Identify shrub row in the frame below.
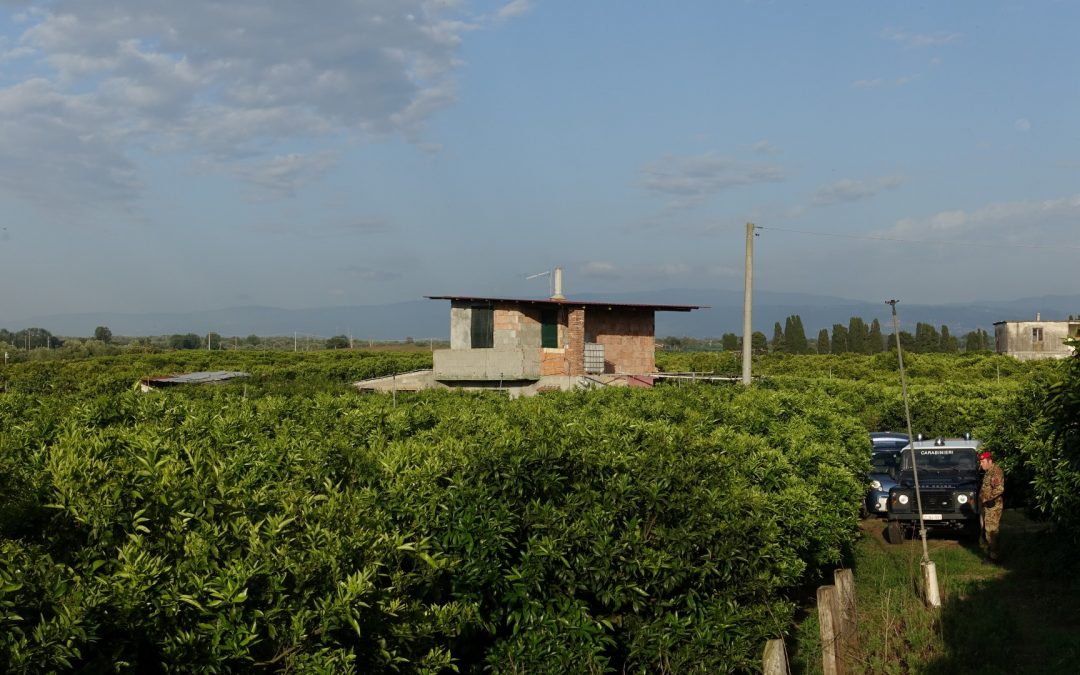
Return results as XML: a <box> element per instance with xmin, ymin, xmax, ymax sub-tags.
<box><xmin>1</xmin><ymin>378</ymin><xmax>865</xmax><ymax>672</ymax></box>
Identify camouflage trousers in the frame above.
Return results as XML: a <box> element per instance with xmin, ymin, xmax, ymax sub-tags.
<box><xmin>981</xmin><ymin>506</ymin><xmax>1003</xmax><ymax>560</ymax></box>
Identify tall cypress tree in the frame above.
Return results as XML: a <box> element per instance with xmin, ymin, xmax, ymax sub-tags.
<box><xmin>867</xmin><ymin>318</ymin><xmax>884</xmax><ymax>353</ymax></box>
<box><xmin>939</xmin><ymin>325</ymin><xmax>958</xmax><ymax>353</ymax></box>
<box><xmin>847</xmin><ymin>317</ymin><xmax>867</xmax><ymax>354</ymax></box>
<box><xmin>817</xmin><ymin>328</ymin><xmax>830</xmax><ymax>354</ymax></box>
<box><xmin>771</xmin><ymin>321</ymin><xmax>786</xmax><ymax>353</ymax></box>
<box><xmin>963</xmin><ymin>330</ymin><xmax>982</xmax><ymax>352</ymax></box>
<box><xmin>914</xmin><ymin>322</ymin><xmax>940</xmax><ymax>353</ymax></box>
<box><xmin>787</xmin><ymin>315</ymin><xmax>808</xmax><ymax>354</ymax></box>
<box><xmin>831</xmin><ymin>324</ymin><xmax>849</xmax><ymax>353</ymax></box>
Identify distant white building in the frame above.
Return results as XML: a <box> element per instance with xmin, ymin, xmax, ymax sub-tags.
<box><xmin>994</xmin><ymin>315</ymin><xmax>1080</xmax><ymax>361</ymax></box>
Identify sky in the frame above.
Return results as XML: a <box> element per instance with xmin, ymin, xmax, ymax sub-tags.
<box><xmin>2</xmin><ymin>0</ymin><xmax>1080</xmax><ymax>320</ymax></box>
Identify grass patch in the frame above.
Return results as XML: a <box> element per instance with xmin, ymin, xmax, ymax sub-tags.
<box><xmin>791</xmin><ymin>511</ymin><xmax>1080</xmax><ymax>674</ymax></box>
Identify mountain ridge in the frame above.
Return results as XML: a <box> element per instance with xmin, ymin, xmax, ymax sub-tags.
<box><xmin>7</xmin><ymin>290</ymin><xmax>1078</xmax><ymax>340</ymax></box>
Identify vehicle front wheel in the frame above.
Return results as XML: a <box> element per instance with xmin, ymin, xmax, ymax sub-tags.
<box><xmin>885</xmin><ymin>521</ymin><xmax>904</xmax><ymax>544</ymax></box>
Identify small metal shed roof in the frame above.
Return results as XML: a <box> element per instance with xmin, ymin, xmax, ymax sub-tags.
<box><xmin>141</xmin><ymin>371</ymin><xmax>250</xmax><ymax>387</ymax></box>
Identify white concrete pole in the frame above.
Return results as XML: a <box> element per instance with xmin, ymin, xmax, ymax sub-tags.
<box><xmin>741</xmin><ymin>222</ymin><xmax>755</xmax><ymax>386</ymax></box>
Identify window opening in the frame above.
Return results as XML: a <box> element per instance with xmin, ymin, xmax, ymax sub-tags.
<box><xmin>471</xmin><ymin>305</ymin><xmax>494</xmax><ymax>348</ymax></box>
<box><xmin>541</xmin><ymin>309</ymin><xmax>559</xmax><ymax>348</ymax></box>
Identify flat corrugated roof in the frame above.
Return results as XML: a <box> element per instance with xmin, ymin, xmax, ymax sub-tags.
<box><xmin>426</xmin><ymin>295</ymin><xmax>704</xmax><ymax>312</ymax></box>
<box><xmin>142</xmin><ymin>371</ymin><xmax>250</xmax><ymax>385</ymax></box>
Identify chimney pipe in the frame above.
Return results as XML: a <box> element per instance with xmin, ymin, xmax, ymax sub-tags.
<box><xmin>1036</xmin><ymin>312</ymin><xmax>1041</xmax><ymax>321</ymax></box>
<box><xmin>551</xmin><ymin>267</ymin><xmax>565</xmax><ymax>300</ymax></box>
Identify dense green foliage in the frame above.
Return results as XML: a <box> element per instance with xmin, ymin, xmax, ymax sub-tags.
<box><xmin>979</xmin><ymin>342</ymin><xmax>1080</xmax><ymax>541</ymax></box>
<box><xmin>4</xmin><ymin>348</ymin><xmax>1076</xmax><ymax>671</ymax></box>
<box><xmin>1</xmin><ymin>354</ymin><xmax>868</xmax><ymax>672</ymax></box>
<box><xmin>658</xmin><ymin>350</ymin><xmax>1080</xmax><ymax>539</ymax></box>
<box><xmin>1036</xmin><ymin>347</ymin><xmax>1080</xmax><ymax>538</ymax></box>
<box><xmin>0</xmin><ymin>350</ymin><xmax>433</xmax><ymax>398</ymax></box>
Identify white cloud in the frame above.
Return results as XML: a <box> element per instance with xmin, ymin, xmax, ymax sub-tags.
<box><xmin>641</xmin><ymin>153</ymin><xmax>785</xmax><ymax>207</ymax></box>
<box><xmin>882</xmin><ymin>195</ymin><xmax>1080</xmax><ymax>239</ymax></box>
<box><xmin>853</xmin><ymin>79</ymin><xmax>883</xmax><ymax>89</ymax></box>
<box><xmin>0</xmin><ymin>41</ymin><xmax>33</xmax><ymax>63</ymax></box>
<box><xmin>228</xmin><ymin>152</ymin><xmax>338</xmax><ymax>196</ymax></box>
<box><xmin>749</xmin><ymin>140</ymin><xmax>777</xmax><ymax>155</ymax></box>
<box><xmin>580</xmin><ymin>260</ymin><xmax>735</xmax><ymax>283</ymax></box>
<box><xmin>1015</xmin><ymin>118</ymin><xmax>1031</xmax><ymax>132</ymax></box>
<box><xmin>0</xmin><ymin>78</ymin><xmax>140</xmax><ymax>212</ymax></box>
<box><xmin>812</xmin><ymin>176</ymin><xmax>904</xmax><ymax>206</ymax></box>
<box><xmin>580</xmin><ymin>261</ymin><xmax>619</xmax><ymax>278</ymax></box>
<box><xmin>0</xmin><ymin>0</ymin><xmax>486</xmax><ymax>211</ymax></box>
<box><xmin>497</xmin><ymin>0</ymin><xmax>532</xmax><ymax>21</ymax></box>
<box><xmin>880</xmin><ymin>27</ymin><xmax>962</xmax><ymax>49</ymax></box>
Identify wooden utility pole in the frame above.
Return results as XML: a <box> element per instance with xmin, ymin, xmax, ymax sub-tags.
<box><xmin>741</xmin><ymin>222</ymin><xmax>756</xmax><ymax>386</ymax></box>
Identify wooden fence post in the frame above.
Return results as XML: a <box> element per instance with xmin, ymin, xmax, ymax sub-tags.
<box><xmin>834</xmin><ymin>567</ymin><xmax>858</xmax><ymax>662</ymax></box>
<box><xmin>817</xmin><ymin>585</ymin><xmax>842</xmax><ymax>675</ymax></box>
<box><xmin>762</xmin><ymin>638</ymin><xmax>788</xmax><ymax>675</ymax></box>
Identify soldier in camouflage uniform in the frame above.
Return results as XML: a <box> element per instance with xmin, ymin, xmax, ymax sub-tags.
<box><xmin>979</xmin><ymin>450</ymin><xmax>1005</xmax><ymax>562</ymax></box>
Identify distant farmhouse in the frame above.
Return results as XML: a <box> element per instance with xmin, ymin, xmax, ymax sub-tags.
<box><xmin>355</xmin><ymin>269</ymin><xmax>704</xmax><ymax>397</ymax></box>
<box><xmin>994</xmin><ymin>314</ymin><xmax>1080</xmax><ymax>361</ymax></box>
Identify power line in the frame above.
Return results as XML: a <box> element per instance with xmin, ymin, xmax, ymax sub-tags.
<box><xmin>756</xmin><ymin>225</ymin><xmax>1080</xmax><ymax>251</ymax></box>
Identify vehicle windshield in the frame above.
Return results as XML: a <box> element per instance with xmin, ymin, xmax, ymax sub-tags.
<box><xmin>871</xmin><ymin>436</ymin><xmax>909</xmax><ymax>451</ymax></box>
<box><xmin>901</xmin><ymin>448</ymin><xmax>978</xmax><ymax>472</ymax></box>
<box><xmin>870</xmin><ymin>451</ymin><xmax>901</xmax><ymax>472</ymax></box>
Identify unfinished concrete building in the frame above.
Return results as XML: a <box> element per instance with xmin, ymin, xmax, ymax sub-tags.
<box><xmin>355</xmin><ymin>270</ymin><xmax>703</xmax><ymax>397</ymax></box>
<box><xmin>994</xmin><ymin>314</ymin><xmax>1080</xmax><ymax>361</ymax></box>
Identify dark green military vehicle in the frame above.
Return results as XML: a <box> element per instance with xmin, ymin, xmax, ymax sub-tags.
<box><xmin>885</xmin><ymin>436</ymin><xmax>982</xmax><ymax>543</ymax></box>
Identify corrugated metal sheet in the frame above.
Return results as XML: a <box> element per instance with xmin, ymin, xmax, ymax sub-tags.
<box><xmin>426</xmin><ymin>295</ymin><xmax>704</xmax><ymax>312</ymax></box>
<box><xmin>141</xmin><ymin>371</ymin><xmax>250</xmax><ymax>387</ymax></box>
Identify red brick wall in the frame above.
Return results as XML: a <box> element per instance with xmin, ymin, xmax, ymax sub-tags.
<box><xmin>585</xmin><ymin>309</ymin><xmax>656</xmax><ymax>374</ymax></box>
<box><xmin>565</xmin><ymin>307</ymin><xmax>586</xmax><ymax>376</ymax></box>
<box><xmin>459</xmin><ymin>303</ymin><xmax>655</xmax><ymax>377</ymax></box>
<box><xmin>540</xmin><ymin>350</ymin><xmax>567</xmax><ymax>376</ymax></box>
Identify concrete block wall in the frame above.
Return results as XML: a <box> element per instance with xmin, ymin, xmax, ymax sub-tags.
<box><xmin>494</xmin><ymin>303</ymin><xmax>542</xmax><ymax>349</ymax></box>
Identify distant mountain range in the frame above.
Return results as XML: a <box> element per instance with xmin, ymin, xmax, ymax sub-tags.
<box><xmin>8</xmin><ymin>290</ymin><xmax>1080</xmax><ymax>340</ymax></box>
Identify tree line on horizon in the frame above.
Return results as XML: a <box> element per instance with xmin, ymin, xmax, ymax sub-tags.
<box><xmin>659</xmin><ymin>315</ymin><xmax>995</xmax><ymax>354</ymax></box>
<box><xmin>0</xmin><ymin>326</ymin><xmax>448</xmax><ymax>364</ymax></box>
<box><xmin>2</xmin><ymin>317</ymin><xmax>995</xmax><ymax>361</ymax></box>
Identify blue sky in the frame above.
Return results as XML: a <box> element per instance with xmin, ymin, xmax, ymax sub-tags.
<box><xmin>2</xmin><ymin>0</ymin><xmax>1080</xmax><ymax>320</ymax></box>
